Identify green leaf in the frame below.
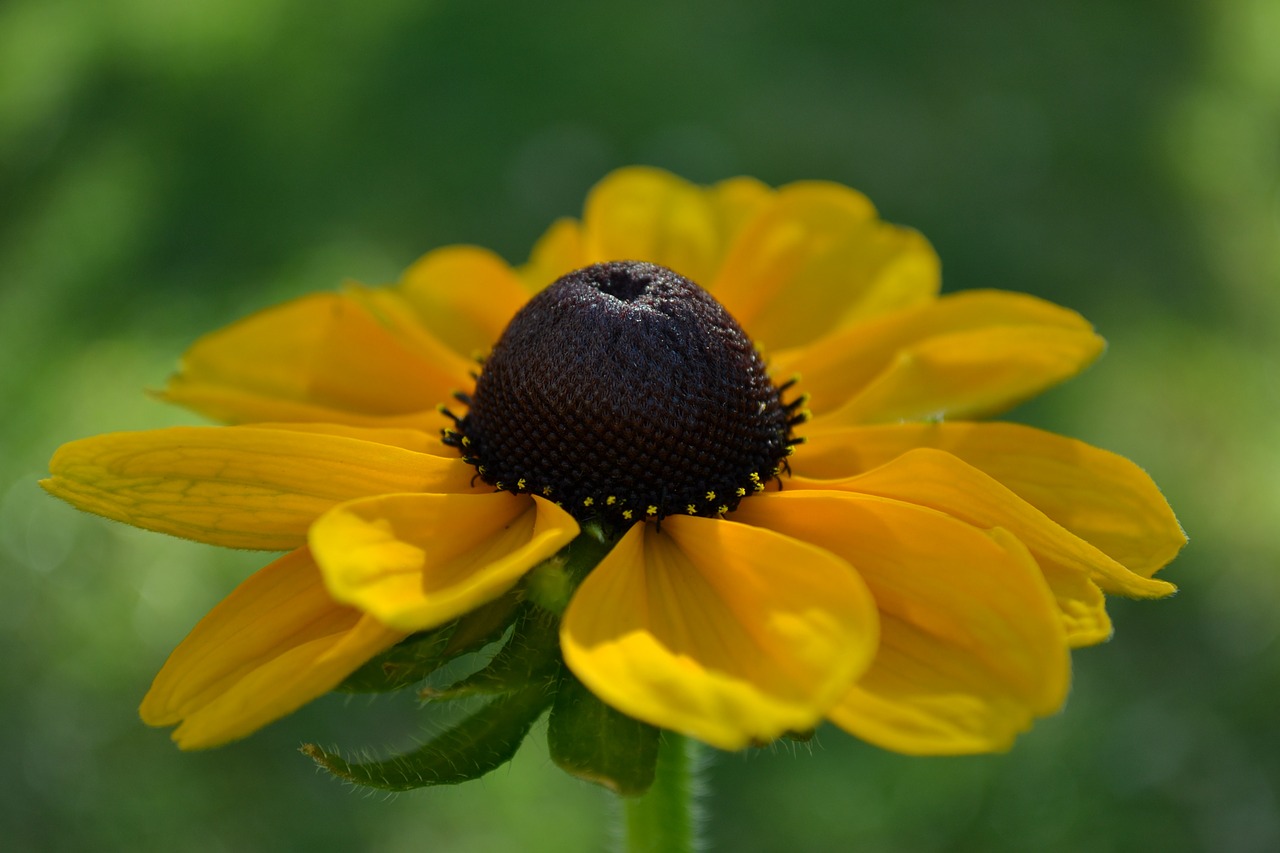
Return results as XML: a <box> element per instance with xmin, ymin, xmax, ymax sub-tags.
<box><xmin>301</xmin><ymin>678</ymin><xmax>556</xmax><ymax>791</ymax></box>
<box><xmin>428</xmin><ymin>603</ymin><xmax>561</xmax><ymax>700</ymax></box>
<box><xmin>548</xmin><ymin>669</ymin><xmax>660</xmax><ymax>796</ymax></box>
<box><xmin>336</xmin><ymin>625</ymin><xmax>455</xmax><ymax>693</ymax></box>
<box><xmin>336</xmin><ymin>592</ymin><xmax>523</xmax><ymax>693</ymax></box>
<box><xmin>306</xmin><ymin>602</ymin><xmax>564</xmax><ymax>791</ymax></box>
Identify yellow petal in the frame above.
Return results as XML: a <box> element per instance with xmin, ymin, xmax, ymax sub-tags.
<box><xmin>1039</xmin><ymin>566</ymin><xmax>1112</xmax><ymax>648</ymax></box>
<box><xmin>730</xmin><ymin>491</ymin><xmax>1070</xmax><ymax>754</ymax></box>
<box><xmin>791</xmin><ymin>447</ymin><xmax>1156</xmax><ymax>641</ymax></box>
<box><xmin>341</xmin><ymin>282</ymin><xmax>481</xmax><ymax>378</ymax></box>
<box><xmin>795</xmin><ymin>421</ymin><xmax>1186</xmax><ymax>583</ymax></box>
<box><xmin>42</xmin><ymin>426</ymin><xmax>481</xmax><ymax>549</ymax></box>
<box><xmin>705</xmin><ymin>175</ymin><xmax>775</xmax><ymax>242</ymax></box>
<box><xmin>155</xmin><ymin>384</ymin><xmax>446</xmax><ymax>430</ymax></box>
<box><xmin>579</xmin><ymin>166</ymin><xmax>732</xmax><ymax>286</ymax></box>
<box><xmin>560</xmin><ymin>516</ymin><xmax>879</xmax><ymax>751</ymax></box>
<box><xmin>712</xmin><ymin>182</ymin><xmax>940</xmax><ymax>349</ymax></box>
<box><xmin>521</xmin><ymin>217</ymin><xmax>587</xmax><ymax>292</ymax></box>
<box><xmin>777</xmin><ymin>290</ymin><xmax>1104</xmax><ymax>421</ymax></box>
<box><xmin>398</xmin><ymin>246</ymin><xmax>532</xmax><ymax>359</ymax></box>
<box><xmin>519</xmin><ymin>170</ymin><xmax>772</xmax><ymax>293</ymax></box>
<box><xmin>310</xmin><ymin>493</ymin><xmax>579</xmax><ymax>632</ymax></box>
<box><xmin>140</xmin><ymin>548</ymin><xmax>406</xmax><ymax>749</ymax></box>
<box><xmin>834</xmin><ymin>326</ymin><xmax>1105</xmax><ymax>424</ymax></box>
<box><xmin>161</xmin><ymin>291</ymin><xmax>471</xmax><ymax>426</ymax></box>
<box><xmin>251</xmin><ymin>421</ymin><xmax>444</xmax><ymax>453</ymax></box>
<box><xmin>797</xmin><ymin>446</ymin><xmax>1171</xmax><ymax>599</ymax></box>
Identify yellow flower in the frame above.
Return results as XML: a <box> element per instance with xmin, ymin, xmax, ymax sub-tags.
<box><xmin>43</xmin><ymin>166</ymin><xmax>1184</xmax><ymax>756</ymax></box>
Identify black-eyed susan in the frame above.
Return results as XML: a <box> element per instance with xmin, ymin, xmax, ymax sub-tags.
<box><xmin>43</xmin><ymin>167</ymin><xmax>1184</xmax><ymax>775</ymax></box>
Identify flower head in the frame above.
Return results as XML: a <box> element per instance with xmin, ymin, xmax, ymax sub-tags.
<box><xmin>444</xmin><ymin>260</ymin><xmax>800</xmax><ymax>524</ymax></box>
<box><xmin>43</xmin><ymin>167</ymin><xmax>1184</xmax><ymax>777</ymax></box>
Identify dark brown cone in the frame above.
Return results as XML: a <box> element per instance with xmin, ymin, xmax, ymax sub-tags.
<box><xmin>445</xmin><ymin>261</ymin><xmax>794</xmax><ymax>525</ymax></box>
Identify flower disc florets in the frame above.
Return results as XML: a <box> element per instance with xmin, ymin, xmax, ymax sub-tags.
<box><xmin>443</xmin><ymin>261</ymin><xmax>802</xmax><ymax>526</ymax></box>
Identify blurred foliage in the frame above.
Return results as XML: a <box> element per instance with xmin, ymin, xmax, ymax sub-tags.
<box><xmin>3</xmin><ymin>0</ymin><xmax>1278</xmax><ymax>850</ymax></box>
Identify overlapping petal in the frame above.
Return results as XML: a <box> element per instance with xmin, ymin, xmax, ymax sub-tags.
<box><xmin>517</xmin><ymin>168</ymin><xmax>938</xmax><ymax>353</ymax></box>
<box><xmin>519</xmin><ymin>169</ymin><xmax>775</xmax><ymax>294</ymax></box>
<box><xmin>730</xmin><ymin>491</ymin><xmax>1070</xmax><ymax>754</ymax></box>
<box><xmin>42</xmin><ymin>426</ymin><xmax>482</xmax><ymax>549</ymax></box>
<box><xmin>711</xmin><ymin>182</ymin><xmax>940</xmax><ymax>350</ymax></box>
<box><xmin>706</xmin><ymin>176</ymin><xmax>775</xmax><ymax>246</ymax></box>
<box><xmin>398</xmin><ymin>246</ymin><xmax>534</xmax><ymax>359</ymax></box>
<box><xmin>777</xmin><ymin>290</ymin><xmax>1104</xmax><ymax>422</ymax></box>
<box><xmin>161</xmin><ymin>291</ymin><xmax>472</xmax><ymax>428</ymax></box>
<box><xmin>140</xmin><ymin>548</ymin><xmax>406</xmax><ymax>749</ymax></box>
<box><xmin>310</xmin><ymin>494</ymin><xmax>579</xmax><ymax>631</ymax></box>
<box><xmin>795</xmin><ymin>421</ymin><xmax>1186</xmax><ymax>583</ymax></box>
<box><xmin>575</xmin><ymin>166</ymin><xmax>772</xmax><ymax>288</ymax></box>
<box><xmin>252</xmin><ymin>421</ymin><xmax>444</xmax><ymax>453</ymax></box>
<box><xmin>520</xmin><ymin>217</ymin><xmax>586</xmax><ymax>293</ymax></box>
<box><xmin>793</xmin><ymin>447</ymin><xmax>1172</xmax><ymax>597</ymax></box>
<box><xmin>560</xmin><ymin>515</ymin><xmax>879</xmax><ymax>750</ymax></box>
<box><xmin>788</xmin><ymin>447</ymin><xmax>1176</xmax><ymax>643</ymax></box>
<box><xmin>341</xmin><ymin>284</ymin><xmax>483</xmax><ymax>379</ymax></box>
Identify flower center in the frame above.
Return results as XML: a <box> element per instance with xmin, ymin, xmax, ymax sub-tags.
<box><xmin>443</xmin><ymin>261</ymin><xmax>805</xmax><ymax>526</ymax></box>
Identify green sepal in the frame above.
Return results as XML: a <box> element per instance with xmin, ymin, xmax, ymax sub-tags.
<box><xmin>548</xmin><ymin>669</ymin><xmax>660</xmax><ymax>796</ymax></box>
<box><xmin>336</xmin><ymin>592</ymin><xmax>522</xmax><ymax>694</ymax></box>
<box><xmin>525</xmin><ymin>523</ymin><xmax>616</xmax><ymax>615</ymax></box>
<box><xmin>427</xmin><ymin>603</ymin><xmax>561</xmax><ymax>700</ymax></box>
<box><xmin>439</xmin><ymin>590</ymin><xmax>523</xmax><ymax>657</ymax></box>
<box><xmin>304</xmin><ymin>605</ymin><xmax>562</xmax><ymax>791</ymax></box>
<box><xmin>748</xmin><ymin>728</ymin><xmax>816</xmax><ymax>748</ymax></box>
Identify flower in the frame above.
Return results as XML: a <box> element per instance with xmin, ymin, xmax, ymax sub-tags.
<box><xmin>43</xmin><ymin>166</ymin><xmax>1184</xmax><ymax>759</ymax></box>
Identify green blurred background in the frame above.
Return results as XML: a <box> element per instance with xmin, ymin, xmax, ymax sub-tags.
<box><xmin>2</xmin><ymin>1</ymin><xmax>1276</xmax><ymax>850</ymax></box>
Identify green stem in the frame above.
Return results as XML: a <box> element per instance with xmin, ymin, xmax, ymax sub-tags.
<box><xmin>622</xmin><ymin>733</ymin><xmax>704</xmax><ymax>853</ymax></box>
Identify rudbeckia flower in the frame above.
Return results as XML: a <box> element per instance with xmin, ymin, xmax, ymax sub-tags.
<box><xmin>43</xmin><ymin>166</ymin><xmax>1183</xmax><ymax>764</ymax></box>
